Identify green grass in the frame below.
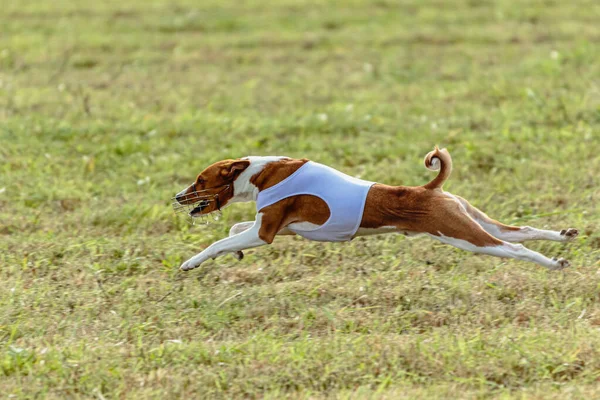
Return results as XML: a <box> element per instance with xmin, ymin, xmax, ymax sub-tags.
<box><xmin>1</xmin><ymin>0</ymin><xmax>600</xmax><ymax>398</ymax></box>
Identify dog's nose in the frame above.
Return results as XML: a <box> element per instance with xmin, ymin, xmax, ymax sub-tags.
<box><xmin>175</xmin><ymin>188</ymin><xmax>189</xmax><ymax>204</ymax></box>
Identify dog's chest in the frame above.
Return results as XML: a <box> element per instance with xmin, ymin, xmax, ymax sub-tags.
<box><xmin>258</xmin><ymin>161</ymin><xmax>375</xmax><ymax>242</ymax></box>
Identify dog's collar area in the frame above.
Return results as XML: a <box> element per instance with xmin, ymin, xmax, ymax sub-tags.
<box><xmin>171</xmin><ymin>185</ymin><xmax>230</xmax><ymax>225</ymax></box>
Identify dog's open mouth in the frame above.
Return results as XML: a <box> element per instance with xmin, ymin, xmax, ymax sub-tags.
<box><xmin>171</xmin><ymin>185</ymin><xmax>229</xmax><ymax>224</ymax></box>
<box><xmin>172</xmin><ymin>197</ymin><xmax>222</xmax><ymax>225</ymax></box>
<box><xmin>189</xmin><ymin>200</ymin><xmax>210</xmax><ymax>216</ymax></box>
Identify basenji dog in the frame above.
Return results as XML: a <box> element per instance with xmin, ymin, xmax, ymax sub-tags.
<box><xmin>173</xmin><ymin>147</ymin><xmax>578</xmax><ymax>271</ymax></box>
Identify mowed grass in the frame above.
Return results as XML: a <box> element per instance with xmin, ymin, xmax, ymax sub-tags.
<box><xmin>1</xmin><ymin>0</ymin><xmax>600</xmax><ymax>398</ymax></box>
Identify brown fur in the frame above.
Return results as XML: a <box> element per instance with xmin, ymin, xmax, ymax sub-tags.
<box><xmin>177</xmin><ymin>159</ymin><xmax>250</xmax><ymax>214</ymax></box>
<box><xmin>183</xmin><ymin>152</ymin><xmax>499</xmax><ymax>247</ymax></box>
<box><xmin>453</xmin><ymin>195</ymin><xmax>521</xmax><ymax>233</ymax></box>
<box><xmin>177</xmin><ymin>148</ymin><xmax>577</xmax><ymax>272</ymax></box>
<box><xmin>257</xmin><ymin>196</ymin><xmax>330</xmax><ymax>243</ymax></box>
<box><xmin>423</xmin><ymin>146</ymin><xmax>453</xmax><ymax>190</ymax></box>
<box><xmin>244</xmin><ymin>149</ymin><xmax>501</xmax><ymax>247</ymax></box>
<box><xmin>360</xmin><ymin>185</ymin><xmax>502</xmax><ymax>247</ymax></box>
<box><xmin>249</xmin><ymin>158</ymin><xmax>331</xmax><ymax>242</ymax></box>
<box><xmin>249</xmin><ymin>158</ymin><xmax>309</xmax><ymax>190</ymax></box>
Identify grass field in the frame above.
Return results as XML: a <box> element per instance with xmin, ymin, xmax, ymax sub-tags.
<box><xmin>1</xmin><ymin>0</ymin><xmax>600</xmax><ymax>398</ymax></box>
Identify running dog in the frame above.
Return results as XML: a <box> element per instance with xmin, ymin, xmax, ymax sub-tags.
<box><xmin>173</xmin><ymin>147</ymin><xmax>578</xmax><ymax>271</ymax></box>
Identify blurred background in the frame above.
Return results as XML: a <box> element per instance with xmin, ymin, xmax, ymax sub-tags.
<box><xmin>1</xmin><ymin>0</ymin><xmax>599</xmax><ymax>397</ymax></box>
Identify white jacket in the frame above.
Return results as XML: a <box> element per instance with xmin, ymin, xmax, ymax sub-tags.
<box><xmin>256</xmin><ymin>161</ymin><xmax>374</xmax><ymax>242</ymax></box>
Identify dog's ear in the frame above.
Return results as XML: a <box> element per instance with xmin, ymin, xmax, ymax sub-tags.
<box><xmin>221</xmin><ymin>159</ymin><xmax>250</xmax><ymax>180</ymax></box>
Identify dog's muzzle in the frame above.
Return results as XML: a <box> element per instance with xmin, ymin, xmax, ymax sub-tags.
<box><xmin>171</xmin><ymin>185</ymin><xmax>229</xmax><ymax>225</ymax></box>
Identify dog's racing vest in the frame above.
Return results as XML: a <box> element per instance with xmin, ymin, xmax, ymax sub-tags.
<box><xmin>256</xmin><ymin>161</ymin><xmax>375</xmax><ymax>242</ymax></box>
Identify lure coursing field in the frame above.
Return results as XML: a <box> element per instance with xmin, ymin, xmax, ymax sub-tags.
<box><xmin>1</xmin><ymin>0</ymin><xmax>600</xmax><ymax>398</ymax></box>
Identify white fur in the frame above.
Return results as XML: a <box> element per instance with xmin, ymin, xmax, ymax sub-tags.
<box><xmin>180</xmin><ymin>157</ymin><xmax>574</xmax><ymax>272</ymax></box>
<box><xmin>230</xmin><ymin>221</ymin><xmax>299</xmax><ymax>237</ymax></box>
<box><xmin>232</xmin><ymin>156</ymin><xmax>289</xmax><ymax>203</ymax></box>
<box><xmin>287</xmin><ymin>222</ymin><xmax>321</xmax><ymax>232</ymax></box>
<box><xmin>444</xmin><ymin>192</ymin><xmax>468</xmax><ymax>213</ymax></box>
<box><xmin>229</xmin><ymin>221</ymin><xmax>255</xmax><ymax>236</ymax></box>
<box><xmin>474</xmin><ymin>223</ymin><xmax>565</xmax><ymax>242</ymax></box>
<box><xmin>429</xmin><ymin>157</ymin><xmax>441</xmax><ymax>170</ymax></box>
<box><xmin>180</xmin><ymin>213</ymin><xmax>267</xmax><ymax>270</ymax></box>
<box><xmin>430</xmin><ymin>233</ymin><xmax>568</xmax><ymax>270</ymax></box>
<box><xmin>176</xmin><ymin>187</ymin><xmax>188</xmax><ymax>198</ymax></box>
<box><xmin>448</xmin><ymin>193</ymin><xmax>574</xmax><ymax>243</ymax></box>
<box><xmin>230</xmin><ymin>223</ymin><xmax>418</xmax><ymax>240</ymax></box>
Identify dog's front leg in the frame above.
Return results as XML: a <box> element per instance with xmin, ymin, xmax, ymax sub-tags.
<box><xmin>180</xmin><ymin>215</ymin><xmax>268</xmax><ymax>271</ymax></box>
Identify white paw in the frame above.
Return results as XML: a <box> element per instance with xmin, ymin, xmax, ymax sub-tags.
<box><xmin>560</xmin><ymin>228</ymin><xmax>579</xmax><ymax>241</ymax></box>
<box><xmin>550</xmin><ymin>257</ymin><xmax>570</xmax><ymax>270</ymax></box>
<box><xmin>233</xmin><ymin>251</ymin><xmax>244</xmax><ymax>261</ymax></box>
<box><xmin>180</xmin><ymin>257</ymin><xmax>204</xmax><ymax>271</ymax></box>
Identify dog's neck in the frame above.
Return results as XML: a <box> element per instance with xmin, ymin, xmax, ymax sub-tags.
<box><xmin>231</xmin><ymin>156</ymin><xmax>288</xmax><ymax>203</ymax></box>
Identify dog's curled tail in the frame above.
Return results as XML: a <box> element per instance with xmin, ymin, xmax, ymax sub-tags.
<box><xmin>423</xmin><ymin>146</ymin><xmax>453</xmax><ymax>190</ymax></box>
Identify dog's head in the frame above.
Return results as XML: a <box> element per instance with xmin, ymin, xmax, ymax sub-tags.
<box><xmin>174</xmin><ymin>159</ymin><xmax>250</xmax><ymax>217</ymax></box>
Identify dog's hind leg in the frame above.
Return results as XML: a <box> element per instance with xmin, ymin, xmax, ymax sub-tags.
<box><xmin>451</xmin><ymin>195</ymin><xmax>578</xmax><ymax>243</ymax></box>
<box><xmin>430</xmin><ymin>232</ymin><xmax>570</xmax><ymax>270</ymax></box>
<box><xmin>424</xmin><ymin>196</ymin><xmax>570</xmax><ymax>270</ymax></box>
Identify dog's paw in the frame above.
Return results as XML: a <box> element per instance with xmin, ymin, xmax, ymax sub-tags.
<box><xmin>180</xmin><ymin>257</ymin><xmax>202</xmax><ymax>271</ymax></box>
<box><xmin>550</xmin><ymin>257</ymin><xmax>570</xmax><ymax>270</ymax></box>
<box><xmin>179</xmin><ymin>261</ymin><xmax>195</xmax><ymax>271</ymax></box>
<box><xmin>233</xmin><ymin>251</ymin><xmax>244</xmax><ymax>261</ymax></box>
<box><xmin>560</xmin><ymin>228</ymin><xmax>579</xmax><ymax>241</ymax></box>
